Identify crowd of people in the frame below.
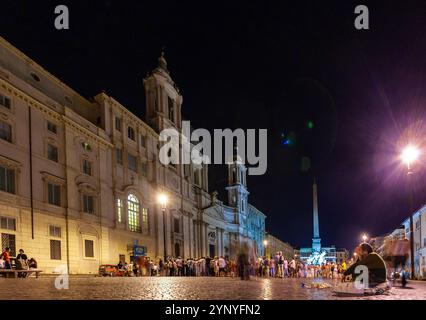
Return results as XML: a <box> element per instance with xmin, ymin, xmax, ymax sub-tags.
<box><xmin>116</xmin><ymin>256</ymin><xmax>236</xmax><ymax>277</ymax></box>
<box><xmin>115</xmin><ymin>251</ymin><xmax>350</xmax><ymax>281</ymax></box>
<box><xmin>0</xmin><ymin>247</ymin><xmax>38</xmax><ymax>277</ymax></box>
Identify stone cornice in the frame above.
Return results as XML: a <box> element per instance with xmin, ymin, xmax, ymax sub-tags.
<box><xmin>61</xmin><ymin>113</ymin><xmax>113</xmax><ymax>148</ymax></box>
<box><xmin>0</xmin><ymin>78</ymin><xmax>113</xmax><ymax>148</ymax></box>
<box><xmin>96</xmin><ymin>92</ymin><xmax>159</xmax><ymax>138</ymax></box>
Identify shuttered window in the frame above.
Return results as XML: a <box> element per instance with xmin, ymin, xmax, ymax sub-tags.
<box><xmin>1</xmin><ymin>234</ymin><xmax>16</xmax><ymax>257</ymax></box>
<box><xmin>0</xmin><ymin>166</ymin><xmax>15</xmax><ymax>194</ymax></box>
<box><xmin>84</xmin><ymin>240</ymin><xmax>94</xmax><ymax>258</ymax></box>
<box><xmin>50</xmin><ymin>240</ymin><xmax>61</xmax><ymax>260</ymax></box>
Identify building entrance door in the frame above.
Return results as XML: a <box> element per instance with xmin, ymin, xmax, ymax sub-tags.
<box><xmin>209</xmin><ymin>244</ymin><xmax>215</xmax><ymax>258</ymax></box>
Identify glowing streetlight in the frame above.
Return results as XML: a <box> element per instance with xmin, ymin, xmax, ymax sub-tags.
<box><xmin>400</xmin><ymin>145</ymin><xmax>419</xmax><ymax>279</ymax></box>
<box><xmin>401</xmin><ymin>145</ymin><xmax>420</xmax><ymax>170</ymax></box>
<box><xmin>362</xmin><ymin>234</ymin><xmax>368</xmax><ymax>243</ymax></box>
<box><xmin>263</xmin><ymin>240</ymin><xmax>268</xmax><ymax>246</ymax></box>
<box><xmin>157</xmin><ymin>192</ymin><xmax>169</xmax><ymax>261</ymax></box>
<box><xmin>157</xmin><ymin>193</ymin><xmax>168</xmax><ymax>210</ymax></box>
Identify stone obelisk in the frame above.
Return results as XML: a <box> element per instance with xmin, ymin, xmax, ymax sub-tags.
<box><xmin>312</xmin><ymin>178</ymin><xmax>321</xmax><ymax>253</ymax></box>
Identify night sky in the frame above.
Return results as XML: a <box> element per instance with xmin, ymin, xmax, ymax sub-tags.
<box><xmin>2</xmin><ymin>0</ymin><xmax>426</xmax><ymax>251</ymax></box>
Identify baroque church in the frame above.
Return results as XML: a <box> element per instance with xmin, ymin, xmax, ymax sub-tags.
<box><xmin>0</xmin><ymin>35</ymin><xmax>265</xmax><ymax>274</ymax></box>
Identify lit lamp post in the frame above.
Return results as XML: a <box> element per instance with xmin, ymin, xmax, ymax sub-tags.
<box><xmin>401</xmin><ymin>145</ymin><xmax>420</xmax><ymax>279</ymax></box>
<box><xmin>157</xmin><ymin>193</ymin><xmax>168</xmax><ymax>262</ymax></box>
<box><xmin>263</xmin><ymin>239</ymin><xmax>268</xmax><ymax>257</ymax></box>
<box><xmin>362</xmin><ymin>234</ymin><xmax>368</xmax><ymax>243</ymax></box>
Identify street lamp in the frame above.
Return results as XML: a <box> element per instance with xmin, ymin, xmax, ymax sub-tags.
<box><xmin>401</xmin><ymin>145</ymin><xmax>420</xmax><ymax>170</ymax></box>
<box><xmin>400</xmin><ymin>145</ymin><xmax>419</xmax><ymax>279</ymax></box>
<box><xmin>362</xmin><ymin>234</ymin><xmax>368</xmax><ymax>243</ymax></box>
<box><xmin>263</xmin><ymin>240</ymin><xmax>268</xmax><ymax>257</ymax></box>
<box><xmin>157</xmin><ymin>193</ymin><xmax>168</xmax><ymax>262</ymax></box>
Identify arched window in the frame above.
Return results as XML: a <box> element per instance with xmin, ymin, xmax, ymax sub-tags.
<box><xmin>127</xmin><ymin>194</ymin><xmax>141</xmax><ymax>232</ymax></box>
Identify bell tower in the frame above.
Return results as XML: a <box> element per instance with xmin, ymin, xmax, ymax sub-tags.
<box><xmin>226</xmin><ymin>144</ymin><xmax>249</xmax><ymax>214</ymax></box>
<box><xmin>143</xmin><ymin>51</ymin><xmax>182</xmax><ymax>133</ymax></box>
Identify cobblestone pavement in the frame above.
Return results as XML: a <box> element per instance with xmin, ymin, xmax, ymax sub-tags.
<box><xmin>0</xmin><ymin>276</ymin><xmax>425</xmax><ymax>300</ymax></box>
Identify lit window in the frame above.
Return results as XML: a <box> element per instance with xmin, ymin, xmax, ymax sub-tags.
<box><xmin>0</xmin><ymin>121</ymin><xmax>12</xmax><ymax>142</ymax></box>
<box><xmin>0</xmin><ymin>166</ymin><xmax>15</xmax><ymax>194</ymax></box>
<box><xmin>142</xmin><ymin>208</ymin><xmax>148</xmax><ymax>230</ymax></box>
<box><xmin>117</xmin><ymin>198</ymin><xmax>123</xmax><ymax>223</ymax></box>
<box><xmin>127</xmin><ymin>194</ymin><xmax>141</xmax><ymax>232</ymax></box>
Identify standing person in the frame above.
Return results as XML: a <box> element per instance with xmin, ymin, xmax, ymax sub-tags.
<box><xmin>237</xmin><ymin>246</ymin><xmax>250</xmax><ymax>280</ymax></box>
<box><xmin>218</xmin><ymin>256</ymin><xmax>226</xmax><ymax>277</ymax></box>
<box><xmin>258</xmin><ymin>257</ymin><xmax>263</xmax><ymax>277</ymax></box>
<box><xmin>0</xmin><ymin>247</ymin><xmax>12</xmax><ymax>269</ymax></box>
<box><xmin>205</xmin><ymin>257</ymin><xmax>211</xmax><ymax>276</ymax></box>
<box><xmin>214</xmin><ymin>257</ymin><xmax>219</xmax><ymax>277</ymax></box>
<box><xmin>283</xmin><ymin>258</ymin><xmax>289</xmax><ymax>278</ymax></box>
<box><xmin>341</xmin><ymin>260</ymin><xmax>347</xmax><ymax>273</ymax></box>
<box><xmin>269</xmin><ymin>256</ymin><xmax>276</xmax><ymax>278</ymax></box>
<box><xmin>176</xmin><ymin>257</ymin><xmax>183</xmax><ymax>276</ymax></box>
<box><xmin>289</xmin><ymin>258</ymin><xmax>296</xmax><ymax>278</ymax></box>
<box><xmin>133</xmin><ymin>260</ymin><xmax>139</xmax><ymax>276</ymax></box>
<box><xmin>158</xmin><ymin>258</ymin><xmax>164</xmax><ymax>276</ymax></box>
<box><xmin>276</xmin><ymin>252</ymin><xmax>283</xmax><ymax>278</ymax></box>
<box><xmin>137</xmin><ymin>256</ymin><xmax>144</xmax><ymax>276</ymax></box>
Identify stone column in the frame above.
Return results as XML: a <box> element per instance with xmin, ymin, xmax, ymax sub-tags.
<box><xmin>220</xmin><ymin>228</ymin><xmax>224</xmax><ymax>257</ymax></box>
<box><xmin>194</xmin><ymin>220</ymin><xmax>199</xmax><ymax>258</ymax></box>
<box><xmin>200</xmin><ymin>222</ymin><xmax>205</xmax><ymax>257</ymax></box>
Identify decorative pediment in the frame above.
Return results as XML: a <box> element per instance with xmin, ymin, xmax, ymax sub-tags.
<box><xmin>40</xmin><ymin>171</ymin><xmax>65</xmax><ymax>184</ymax></box>
<box><xmin>204</xmin><ymin>205</ymin><xmax>225</xmax><ymax>222</ymax></box>
<box><xmin>0</xmin><ymin>154</ymin><xmax>22</xmax><ymax>170</ymax></box>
